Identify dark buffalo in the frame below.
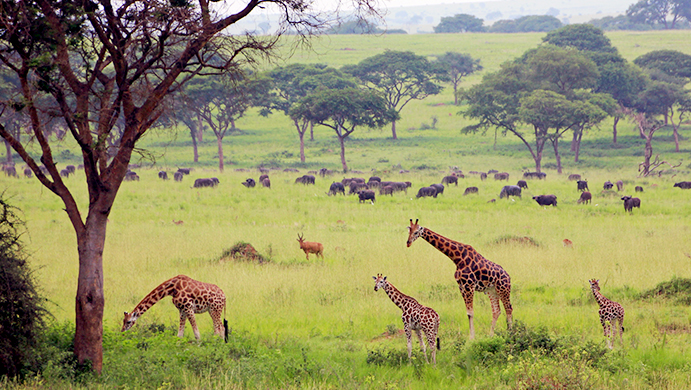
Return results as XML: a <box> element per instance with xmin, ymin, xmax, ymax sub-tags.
<box><xmin>494</xmin><ymin>172</ymin><xmax>509</xmax><ymax>181</ymax></box>
<box><xmin>430</xmin><ymin>183</ymin><xmax>444</xmax><ymax>195</ymax></box>
<box><xmin>577</xmin><ymin>191</ymin><xmax>592</xmax><ymax>204</ymax></box>
<box><xmin>193</xmin><ymin>178</ymin><xmax>216</xmax><ymax>188</ymax></box>
<box><xmin>349</xmin><ymin>181</ymin><xmax>368</xmax><ymax>195</ymax></box>
<box><xmin>379</xmin><ymin>185</ymin><xmax>395</xmax><ymax>196</ymax></box>
<box><xmin>568</xmin><ymin>174</ymin><xmax>581</xmax><ymax>181</ymax></box>
<box><xmin>124</xmin><ymin>171</ymin><xmax>139</xmax><ymax>181</ymax></box>
<box><xmin>517</xmin><ymin>180</ymin><xmax>528</xmax><ymax>189</ymax></box>
<box><xmin>416</xmin><ymin>186</ymin><xmax>438</xmax><ymax>198</ymax></box>
<box><xmin>616</xmin><ymin>180</ymin><xmax>624</xmax><ymax>191</ymax></box>
<box><xmin>673</xmin><ymin>181</ymin><xmax>691</xmax><ymax>189</ymax></box>
<box><xmin>523</xmin><ymin>171</ymin><xmax>546</xmax><ymax>179</ymax></box>
<box><xmin>242</xmin><ymin>178</ymin><xmax>256</xmax><ymax>188</ymax></box>
<box><xmin>328</xmin><ymin>182</ymin><xmax>346</xmax><ymax>196</ymax></box>
<box><xmin>463</xmin><ymin>186</ymin><xmax>479</xmax><ymax>196</ymax></box>
<box><xmin>441</xmin><ymin>175</ymin><xmax>458</xmax><ymax>186</ymax></box>
<box><xmin>533</xmin><ymin>194</ymin><xmax>557</xmax><ymax>207</ymax></box>
<box><xmin>158</xmin><ymin>171</ymin><xmax>168</xmax><ymax>180</ymax></box>
<box><xmin>357</xmin><ymin>190</ymin><xmax>376</xmax><ymax>203</ymax></box>
<box><xmin>261</xmin><ymin>178</ymin><xmax>271</xmax><ymax>188</ymax></box>
<box><xmin>177</xmin><ymin>168</ymin><xmax>191</xmax><ymax>175</ymax></box>
<box><xmin>577</xmin><ymin>180</ymin><xmax>589</xmax><ymax>192</ymax></box>
<box><xmin>318</xmin><ymin>168</ymin><xmax>333</xmax><ymax>176</ymax></box>
<box><xmin>635</xmin><ymin>186</ymin><xmax>644</xmax><ymax>192</ymax></box>
<box><xmin>174</xmin><ymin>172</ymin><xmax>183</xmax><ymax>182</ymax></box>
<box><xmin>499</xmin><ymin>185</ymin><xmax>521</xmax><ymax>199</ymax></box>
<box><xmin>259</xmin><ymin>174</ymin><xmax>269</xmax><ymax>183</ymax></box>
<box><xmin>621</xmin><ymin>196</ymin><xmax>641</xmax><ymax>212</ymax></box>
<box><xmin>488</xmin><ymin>169</ymin><xmax>499</xmax><ymax>174</ymax></box>
<box><xmin>296</xmin><ymin>175</ymin><xmax>316</xmax><ymax>185</ymax></box>
<box><xmin>66</xmin><ymin>165</ymin><xmax>76</xmax><ymax>174</ymax></box>
<box><xmin>603</xmin><ymin>181</ymin><xmax>614</xmax><ymax>190</ymax></box>
<box><xmin>60</xmin><ymin>169</ymin><xmax>70</xmax><ymax>178</ymax></box>
<box><xmin>210</xmin><ymin>177</ymin><xmax>220</xmax><ymax>185</ymax></box>
<box><xmin>4</xmin><ymin>166</ymin><xmax>17</xmax><ymax>177</ymax></box>
<box><xmin>23</xmin><ymin>167</ymin><xmax>32</xmax><ymax>178</ymax></box>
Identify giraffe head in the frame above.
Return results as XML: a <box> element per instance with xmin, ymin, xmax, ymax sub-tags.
<box><xmin>372</xmin><ymin>274</ymin><xmax>388</xmax><ymax>291</ymax></box>
<box><xmin>122</xmin><ymin>311</ymin><xmax>140</xmax><ymax>332</ymax></box>
<box><xmin>589</xmin><ymin>279</ymin><xmax>600</xmax><ymax>291</ymax></box>
<box><xmin>406</xmin><ymin>218</ymin><xmax>423</xmax><ymax>247</ymax></box>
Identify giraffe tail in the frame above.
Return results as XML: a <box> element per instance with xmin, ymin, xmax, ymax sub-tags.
<box><xmin>223</xmin><ymin>304</ymin><xmax>229</xmax><ymax>343</ymax></box>
<box><xmin>436</xmin><ymin>337</ymin><xmax>440</xmax><ymax>350</ymax></box>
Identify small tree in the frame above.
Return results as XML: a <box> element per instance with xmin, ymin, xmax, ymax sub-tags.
<box><xmin>433</xmin><ymin>14</ymin><xmax>485</xmax><ymax>33</ymax></box>
<box><xmin>435</xmin><ymin>52</ymin><xmax>483</xmax><ymax>105</ymax></box>
<box><xmin>290</xmin><ymin>88</ymin><xmax>397</xmax><ymax>172</ymax></box>
<box><xmin>0</xmin><ymin>198</ymin><xmax>47</xmax><ymax>379</ymax></box>
<box><xmin>343</xmin><ymin>51</ymin><xmax>443</xmax><ymax>140</ymax></box>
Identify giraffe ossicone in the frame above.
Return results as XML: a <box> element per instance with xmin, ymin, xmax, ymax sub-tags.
<box><xmin>406</xmin><ymin>218</ymin><xmax>513</xmax><ymax>340</ymax></box>
<box><xmin>122</xmin><ymin>275</ymin><xmax>226</xmax><ymax>340</ymax></box>
<box><xmin>373</xmin><ymin>274</ymin><xmax>440</xmax><ymax>365</ymax></box>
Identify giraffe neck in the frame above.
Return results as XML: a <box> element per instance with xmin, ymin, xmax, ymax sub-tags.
<box><xmin>131</xmin><ymin>277</ymin><xmax>179</xmax><ymax>316</ymax></box>
<box><xmin>591</xmin><ymin>288</ymin><xmax>609</xmax><ymax>308</ymax></box>
<box><xmin>420</xmin><ymin>227</ymin><xmax>471</xmax><ymax>267</ymax></box>
<box><xmin>383</xmin><ymin>282</ymin><xmax>414</xmax><ymax>311</ymax></box>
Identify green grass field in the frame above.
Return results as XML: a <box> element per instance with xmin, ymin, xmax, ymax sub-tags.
<box><xmin>2</xmin><ymin>30</ymin><xmax>691</xmax><ymax>389</ymax></box>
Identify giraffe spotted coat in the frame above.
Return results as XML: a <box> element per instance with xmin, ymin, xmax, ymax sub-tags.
<box><xmin>589</xmin><ymin>279</ymin><xmax>625</xmax><ymax>349</ymax></box>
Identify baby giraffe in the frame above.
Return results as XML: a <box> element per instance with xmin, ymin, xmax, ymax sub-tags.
<box><xmin>373</xmin><ymin>274</ymin><xmax>440</xmax><ymax>364</ymax></box>
<box><xmin>589</xmin><ymin>279</ymin><xmax>625</xmax><ymax>349</ymax></box>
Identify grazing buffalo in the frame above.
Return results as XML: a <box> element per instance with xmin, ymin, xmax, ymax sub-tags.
<box><xmin>261</xmin><ymin>178</ymin><xmax>271</xmax><ymax>188</ymax></box>
<box><xmin>328</xmin><ymin>182</ymin><xmax>346</xmax><ymax>196</ymax></box>
<box><xmin>358</xmin><ymin>190</ymin><xmax>376</xmax><ymax>203</ymax></box>
<box><xmin>635</xmin><ymin>186</ymin><xmax>644</xmax><ymax>192</ymax></box>
<box><xmin>577</xmin><ymin>180</ymin><xmax>589</xmax><ymax>192</ymax></box>
<box><xmin>517</xmin><ymin>180</ymin><xmax>528</xmax><ymax>189</ymax></box>
<box><xmin>577</xmin><ymin>191</ymin><xmax>592</xmax><ymax>204</ymax></box>
<box><xmin>616</xmin><ymin>180</ymin><xmax>624</xmax><ymax>191</ymax></box>
<box><xmin>284</xmin><ymin>168</ymin><xmax>300</xmax><ymax>173</ymax></box>
<box><xmin>430</xmin><ymin>183</ymin><xmax>444</xmax><ymax>195</ymax></box>
<box><xmin>259</xmin><ymin>174</ymin><xmax>269</xmax><ymax>183</ymax></box>
<box><xmin>463</xmin><ymin>186</ymin><xmax>479</xmax><ymax>196</ymax></box>
<box><xmin>242</xmin><ymin>178</ymin><xmax>256</xmax><ymax>188</ymax></box>
<box><xmin>416</xmin><ymin>186</ymin><xmax>438</xmax><ymax>198</ymax></box>
<box><xmin>603</xmin><ymin>181</ymin><xmax>614</xmax><ymax>190</ymax></box>
<box><xmin>488</xmin><ymin>169</ymin><xmax>499</xmax><ymax>174</ymax></box>
<box><xmin>295</xmin><ymin>175</ymin><xmax>316</xmax><ymax>185</ymax></box>
<box><xmin>177</xmin><ymin>168</ymin><xmax>191</xmax><ymax>175</ymax></box>
<box><xmin>499</xmin><ymin>185</ymin><xmax>521</xmax><ymax>199</ymax></box>
<box><xmin>494</xmin><ymin>172</ymin><xmax>509</xmax><ymax>181</ymax></box>
<box><xmin>124</xmin><ymin>171</ymin><xmax>139</xmax><ymax>181</ymax></box>
<box><xmin>441</xmin><ymin>175</ymin><xmax>458</xmax><ymax>186</ymax></box>
<box><xmin>621</xmin><ymin>196</ymin><xmax>641</xmax><ymax>212</ymax></box>
<box><xmin>66</xmin><ymin>165</ymin><xmax>76</xmax><ymax>174</ymax></box>
<box><xmin>568</xmin><ymin>174</ymin><xmax>581</xmax><ymax>181</ymax></box>
<box><xmin>210</xmin><ymin>177</ymin><xmax>220</xmax><ymax>185</ymax></box>
<box><xmin>318</xmin><ymin>168</ymin><xmax>333</xmax><ymax>176</ymax></box>
<box><xmin>23</xmin><ymin>168</ymin><xmax>32</xmax><ymax>178</ymax></box>
<box><xmin>173</xmin><ymin>172</ymin><xmax>183</xmax><ymax>182</ymax></box>
<box><xmin>349</xmin><ymin>181</ymin><xmax>368</xmax><ymax>195</ymax></box>
<box><xmin>367</xmin><ymin>176</ymin><xmax>381</xmax><ymax>184</ymax></box>
<box><xmin>4</xmin><ymin>166</ymin><xmax>17</xmax><ymax>177</ymax></box>
<box><xmin>60</xmin><ymin>169</ymin><xmax>70</xmax><ymax>178</ymax></box>
<box><xmin>533</xmin><ymin>194</ymin><xmax>557</xmax><ymax>207</ymax></box>
<box><xmin>158</xmin><ymin>171</ymin><xmax>168</xmax><ymax>180</ymax></box>
<box><xmin>379</xmin><ymin>185</ymin><xmax>395</xmax><ymax>196</ymax></box>
<box><xmin>193</xmin><ymin>178</ymin><xmax>216</xmax><ymax>188</ymax></box>
<box><xmin>673</xmin><ymin>181</ymin><xmax>691</xmax><ymax>189</ymax></box>
<box><xmin>523</xmin><ymin>171</ymin><xmax>546</xmax><ymax>180</ymax></box>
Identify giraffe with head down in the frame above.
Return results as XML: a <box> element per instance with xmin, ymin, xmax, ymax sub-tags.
<box><xmin>406</xmin><ymin>219</ymin><xmax>513</xmax><ymax>340</ymax></box>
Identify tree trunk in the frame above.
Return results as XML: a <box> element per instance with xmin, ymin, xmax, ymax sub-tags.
<box><xmin>197</xmin><ymin>114</ymin><xmax>204</xmax><ymax>142</ymax></box>
<box><xmin>453</xmin><ymin>82</ymin><xmax>459</xmax><ymax>105</ymax></box>
<box><xmin>299</xmin><ymin>131</ymin><xmax>305</xmax><ymax>163</ymax></box>
<box><xmin>552</xmin><ymin>138</ymin><xmax>562</xmax><ymax>174</ymax></box>
<box><xmin>310</xmin><ymin>122</ymin><xmax>314</xmax><ymax>141</ymax></box>
<box><xmin>391</xmin><ymin>120</ymin><xmax>397</xmax><ymax>140</ymax></box>
<box><xmin>612</xmin><ymin>115</ymin><xmax>619</xmax><ymax>144</ymax></box>
<box><xmin>217</xmin><ymin>136</ymin><xmax>224</xmax><ymax>172</ymax></box>
<box><xmin>4</xmin><ymin>138</ymin><xmax>12</xmax><ymax>164</ymax></box>
<box><xmin>574</xmin><ymin>130</ymin><xmax>583</xmax><ymax>163</ymax></box>
<box><xmin>74</xmin><ymin>216</ymin><xmax>107</xmax><ymax>374</ymax></box>
<box><xmin>339</xmin><ymin>135</ymin><xmax>348</xmax><ymax>173</ymax></box>
<box><xmin>190</xmin><ymin>127</ymin><xmax>199</xmax><ymax>163</ymax></box>
<box><xmin>534</xmin><ymin>150</ymin><xmax>542</xmax><ymax>173</ymax></box>
<box><xmin>642</xmin><ymin>135</ymin><xmax>653</xmax><ymax>176</ymax></box>
<box><xmin>230</xmin><ymin>118</ymin><xmax>236</xmax><ymax>131</ymax></box>
<box><xmin>493</xmin><ymin>128</ymin><xmax>498</xmax><ymax>150</ymax></box>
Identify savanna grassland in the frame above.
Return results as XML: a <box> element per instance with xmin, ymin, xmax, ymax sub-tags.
<box><xmin>2</xmin><ymin>30</ymin><xmax>691</xmax><ymax>389</ymax></box>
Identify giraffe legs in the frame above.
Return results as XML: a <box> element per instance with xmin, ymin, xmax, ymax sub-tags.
<box><xmin>211</xmin><ymin>308</ymin><xmax>225</xmax><ymax>337</ymax></box>
<box><xmin>187</xmin><ymin>311</ymin><xmax>201</xmax><ymax>340</ymax></box>
<box><xmin>404</xmin><ymin>324</ymin><xmax>413</xmax><ymax>360</ymax></box>
<box><xmin>178</xmin><ymin>310</ymin><xmax>188</xmax><ymax>338</ymax></box>
<box><xmin>414</xmin><ymin>329</ymin><xmax>428</xmax><ymax>363</ymax></box>
<box><xmin>461</xmin><ymin>285</ymin><xmax>475</xmax><ymax>340</ymax></box>
<box><xmin>487</xmin><ymin>289</ymin><xmax>501</xmax><ymax>336</ymax></box>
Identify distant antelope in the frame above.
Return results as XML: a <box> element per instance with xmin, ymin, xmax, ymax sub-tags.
<box><xmin>297</xmin><ymin>233</ymin><xmax>324</xmax><ymax>260</ymax></box>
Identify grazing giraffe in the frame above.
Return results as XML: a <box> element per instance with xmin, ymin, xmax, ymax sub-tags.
<box><xmin>122</xmin><ymin>275</ymin><xmax>226</xmax><ymax>340</ymax></box>
<box><xmin>589</xmin><ymin>279</ymin><xmax>625</xmax><ymax>349</ymax></box>
<box><xmin>406</xmin><ymin>219</ymin><xmax>513</xmax><ymax>340</ymax></box>
<box><xmin>373</xmin><ymin>274</ymin><xmax>440</xmax><ymax>364</ymax></box>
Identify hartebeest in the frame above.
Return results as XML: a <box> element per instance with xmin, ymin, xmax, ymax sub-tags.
<box><xmin>297</xmin><ymin>233</ymin><xmax>324</xmax><ymax>260</ymax></box>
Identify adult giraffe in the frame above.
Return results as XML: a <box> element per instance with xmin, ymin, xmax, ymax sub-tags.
<box><xmin>406</xmin><ymin>219</ymin><xmax>513</xmax><ymax>339</ymax></box>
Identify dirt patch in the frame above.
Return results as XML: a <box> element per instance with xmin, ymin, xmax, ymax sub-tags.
<box><xmin>658</xmin><ymin>323</ymin><xmax>691</xmax><ymax>334</ymax></box>
<box><xmin>219</xmin><ymin>242</ymin><xmax>269</xmax><ymax>264</ymax></box>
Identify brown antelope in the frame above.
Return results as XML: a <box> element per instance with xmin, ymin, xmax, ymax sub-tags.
<box><xmin>297</xmin><ymin>233</ymin><xmax>324</xmax><ymax>260</ymax></box>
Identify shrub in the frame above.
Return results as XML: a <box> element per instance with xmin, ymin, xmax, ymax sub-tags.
<box><xmin>219</xmin><ymin>242</ymin><xmax>269</xmax><ymax>264</ymax></box>
<box><xmin>0</xmin><ymin>198</ymin><xmax>49</xmax><ymax>379</ymax></box>
<box><xmin>640</xmin><ymin>277</ymin><xmax>691</xmax><ymax>305</ymax></box>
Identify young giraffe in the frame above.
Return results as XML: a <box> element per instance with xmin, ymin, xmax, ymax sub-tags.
<box><xmin>406</xmin><ymin>219</ymin><xmax>513</xmax><ymax>340</ymax></box>
<box><xmin>373</xmin><ymin>274</ymin><xmax>440</xmax><ymax>364</ymax></box>
<box><xmin>122</xmin><ymin>275</ymin><xmax>226</xmax><ymax>340</ymax></box>
<box><xmin>589</xmin><ymin>279</ymin><xmax>625</xmax><ymax>349</ymax></box>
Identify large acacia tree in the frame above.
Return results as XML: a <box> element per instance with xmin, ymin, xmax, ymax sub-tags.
<box><xmin>0</xmin><ymin>0</ymin><xmax>378</xmax><ymax>374</ymax></box>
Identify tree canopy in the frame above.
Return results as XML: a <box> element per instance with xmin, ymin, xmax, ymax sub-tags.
<box><xmin>633</xmin><ymin>50</ymin><xmax>691</xmax><ymax>80</ymax></box>
<box><xmin>542</xmin><ymin>24</ymin><xmax>617</xmax><ymax>53</ymax></box>
<box><xmin>626</xmin><ymin>0</ymin><xmax>691</xmax><ymax>29</ymax></box>
<box><xmin>435</xmin><ymin>52</ymin><xmax>483</xmax><ymax>105</ymax></box>
<box><xmin>489</xmin><ymin>15</ymin><xmax>562</xmax><ymax>33</ymax></box>
<box><xmin>433</xmin><ymin>14</ymin><xmax>485</xmax><ymax>33</ymax></box>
